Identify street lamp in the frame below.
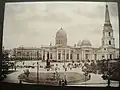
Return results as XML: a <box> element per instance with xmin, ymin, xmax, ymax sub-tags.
<box><xmin>63</xmin><ymin>50</ymin><xmax>66</xmax><ymax>71</ymax></box>
<box><xmin>107</xmin><ymin>59</ymin><xmax>110</xmax><ymax>87</ymax></box>
<box><xmin>37</xmin><ymin>51</ymin><xmax>39</xmax><ymax>84</ymax></box>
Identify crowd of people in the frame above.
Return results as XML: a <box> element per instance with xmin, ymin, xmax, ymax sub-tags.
<box><xmin>15</xmin><ymin>60</ymin><xmax>99</xmax><ymax>73</ymax></box>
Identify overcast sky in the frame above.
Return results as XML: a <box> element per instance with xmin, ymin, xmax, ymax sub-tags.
<box><xmin>3</xmin><ymin>1</ymin><xmax>119</xmax><ymax>49</ymax></box>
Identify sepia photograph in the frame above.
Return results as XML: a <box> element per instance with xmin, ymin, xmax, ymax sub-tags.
<box><xmin>1</xmin><ymin>1</ymin><xmax>120</xmax><ymax>87</ymax></box>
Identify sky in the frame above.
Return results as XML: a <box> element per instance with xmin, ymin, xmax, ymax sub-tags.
<box><xmin>3</xmin><ymin>1</ymin><xmax>119</xmax><ymax>49</ymax></box>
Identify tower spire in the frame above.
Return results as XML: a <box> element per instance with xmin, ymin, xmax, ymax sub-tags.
<box><xmin>105</xmin><ymin>2</ymin><xmax>111</xmax><ymax>25</ymax></box>
<box><xmin>101</xmin><ymin>2</ymin><xmax>115</xmax><ymax>48</ymax></box>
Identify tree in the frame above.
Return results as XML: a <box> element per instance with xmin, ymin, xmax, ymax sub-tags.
<box><xmin>1</xmin><ymin>51</ymin><xmax>10</xmax><ymax>78</ymax></box>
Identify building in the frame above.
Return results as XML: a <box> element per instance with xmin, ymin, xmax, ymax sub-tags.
<box><xmin>12</xmin><ymin>4</ymin><xmax>119</xmax><ymax>61</ymax></box>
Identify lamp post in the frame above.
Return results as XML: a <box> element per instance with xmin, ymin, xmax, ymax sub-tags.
<box><xmin>37</xmin><ymin>51</ymin><xmax>39</xmax><ymax>84</ymax></box>
<box><xmin>107</xmin><ymin>59</ymin><xmax>110</xmax><ymax>87</ymax></box>
<box><xmin>14</xmin><ymin>55</ymin><xmax>16</xmax><ymax>71</ymax></box>
<box><xmin>63</xmin><ymin>50</ymin><xmax>66</xmax><ymax>71</ymax></box>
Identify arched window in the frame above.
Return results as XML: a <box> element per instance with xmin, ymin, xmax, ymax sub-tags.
<box><xmin>109</xmin><ymin>40</ymin><xmax>111</xmax><ymax>45</ymax></box>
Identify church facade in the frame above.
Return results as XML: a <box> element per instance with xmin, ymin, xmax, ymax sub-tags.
<box><xmin>12</xmin><ymin>4</ymin><xmax>119</xmax><ymax>61</ymax></box>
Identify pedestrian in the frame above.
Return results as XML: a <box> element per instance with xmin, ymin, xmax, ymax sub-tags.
<box><xmin>61</xmin><ymin>79</ymin><xmax>65</xmax><ymax>86</ymax></box>
<box><xmin>70</xmin><ymin>64</ymin><xmax>72</xmax><ymax>70</ymax></box>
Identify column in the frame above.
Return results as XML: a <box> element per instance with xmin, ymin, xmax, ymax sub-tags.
<box><xmin>45</xmin><ymin>51</ymin><xmax>47</xmax><ymax>60</ymax></box>
<box><xmin>60</xmin><ymin>50</ymin><xmax>62</xmax><ymax>61</ymax></box>
<box><xmin>57</xmin><ymin>49</ymin><xmax>58</xmax><ymax>61</ymax></box>
<box><xmin>83</xmin><ymin>50</ymin><xmax>85</xmax><ymax>61</ymax></box>
<box><xmin>81</xmin><ymin>50</ymin><xmax>83</xmax><ymax>60</ymax></box>
<box><xmin>69</xmin><ymin>50</ymin><xmax>70</xmax><ymax>61</ymax></box>
<box><xmin>41</xmin><ymin>50</ymin><xmax>43</xmax><ymax>60</ymax></box>
<box><xmin>64</xmin><ymin>49</ymin><xmax>66</xmax><ymax>61</ymax></box>
<box><xmin>90</xmin><ymin>51</ymin><xmax>92</xmax><ymax>61</ymax></box>
<box><xmin>80</xmin><ymin>51</ymin><xmax>82</xmax><ymax>61</ymax></box>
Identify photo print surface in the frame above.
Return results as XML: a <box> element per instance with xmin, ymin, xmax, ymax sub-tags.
<box><xmin>2</xmin><ymin>1</ymin><xmax>119</xmax><ymax>87</ymax></box>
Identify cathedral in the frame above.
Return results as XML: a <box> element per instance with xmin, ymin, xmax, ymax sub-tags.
<box><xmin>12</xmin><ymin>4</ymin><xmax>119</xmax><ymax>62</ymax></box>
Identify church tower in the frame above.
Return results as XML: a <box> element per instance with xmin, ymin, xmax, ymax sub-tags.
<box><xmin>101</xmin><ymin>3</ymin><xmax>115</xmax><ymax>48</ymax></box>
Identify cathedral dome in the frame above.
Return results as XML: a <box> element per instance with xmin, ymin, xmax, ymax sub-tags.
<box><xmin>56</xmin><ymin>27</ymin><xmax>67</xmax><ymax>37</ymax></box>
<box><xmin>55</xmin><ymin>27</ymin><xmax>67</xmax><ymax>46</ymax></box>
<box><xmin>81</xmin><ymin>40</ymin><xmax>92</xmax><ymax>46</ymax></box>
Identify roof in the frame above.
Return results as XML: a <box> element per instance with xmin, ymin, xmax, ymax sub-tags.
<box><xmin>81</xmin><ymin>40</ymin><xmax>92</xmax><ymax>46</ymax></box>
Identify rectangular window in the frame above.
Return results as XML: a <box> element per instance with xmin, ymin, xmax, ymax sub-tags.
<box><xmin>77</xmin><ymin>54</ymin><xmax>79</xmax><ymax>60</ymax></box>
<box><xmin>47</xmin><ymin>52</ymin><xmax>49</xmax><ymax>59</ymax></box>
<box><xmin>102</xmin><ymin>55</ymin><xmax>104</xmax><ymax>59</ymax></box>
<box><xmin>17</xmin><ymin>52</ymin><xmax>21</xmax><ymax>56</ymax></box>
<box><xmin>27</xmin><ymin>52</ymin><xmax>29</xmax><ymax>56</ymax></box>
<box><xmin>94</xmin><ymin>54</ymin><xmax>97</xmax><ymax>60</ymax></box>
<box><xmin>66</xmin><ymin>53</ymin><xmax>69</xmax><ymax>59</ymax></box>
<box><xmin>50</xmin><ymin>53</ymin><xmax>52</xmax><ymax>59</ymax></box>
<box><xmin>70</xmin><ymin>54</ymin><xmax>72</xmax><ymax>59</ymax></box>
<box><xmin>85</xmin><ymin>54</ymin><xmax>88</xmax><ymax>59</ymax></box>
<box><xmin>109</xmin><ymin>41</ymin><xmax>111</xmax><ymax>45</ymax></box>
<box><xmin>58</xmin><ymin>53</ymin><xmax>61</xmax><ymax>60</ymax></box>
<box><xmin>110</xmin><ymin>54</ymin><xmax>112</xmax><ymax>59</ymax></box>
<box><xmin>85</xmin><ymin>50</ymin><xmax>89</xmax><ymax>52</ymax></box>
